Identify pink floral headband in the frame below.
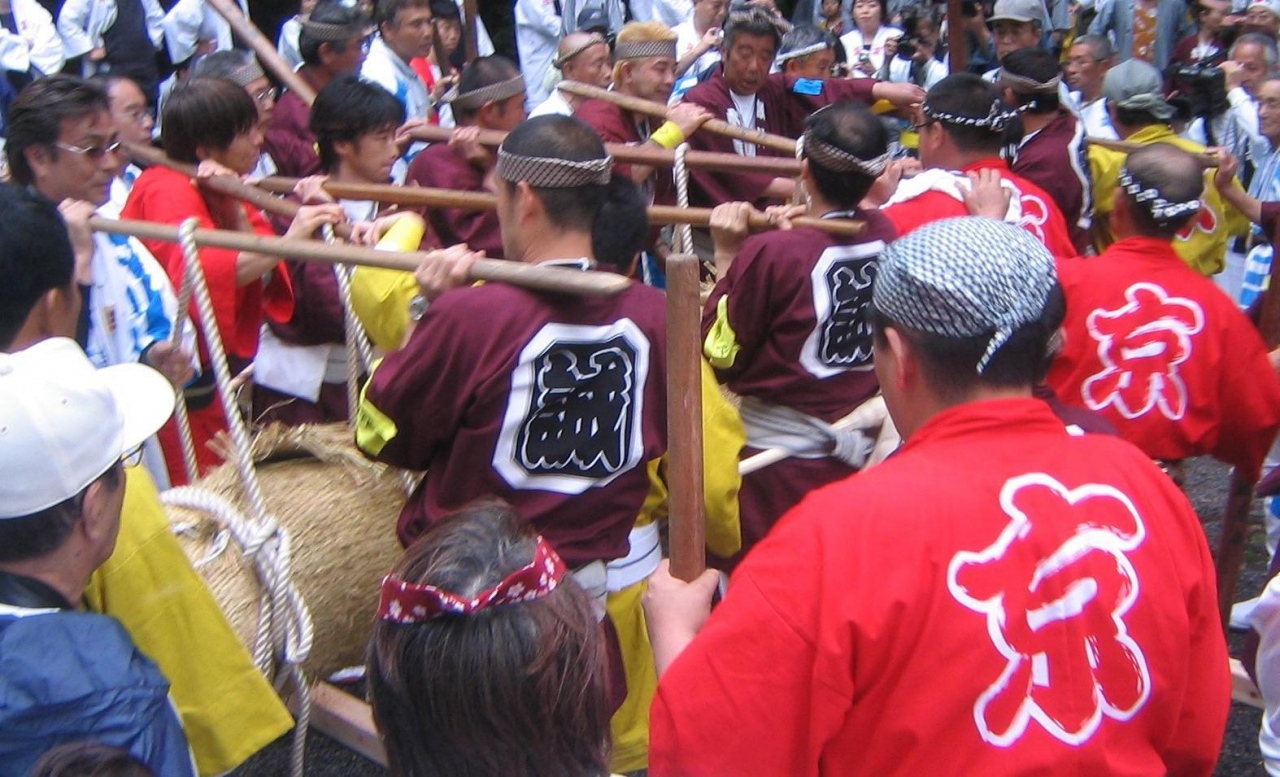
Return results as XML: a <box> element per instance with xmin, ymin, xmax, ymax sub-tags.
<box><xmin>378</xmin><ymin>537</ymin><xmax>567</xmax><ymax>624</ymax></box>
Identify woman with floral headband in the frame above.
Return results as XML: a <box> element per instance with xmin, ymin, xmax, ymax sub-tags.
<box><xmin>367</xmin><ymin>499</ymin><xmax>613</xmax><ymax>777</ymax></box>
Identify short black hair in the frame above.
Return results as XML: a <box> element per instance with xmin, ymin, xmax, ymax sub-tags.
<box><xmin>375</xmin><ymin>0</ymin><xmax>431</xmax><ymax>28</ymax></box>
<box><xmin>0</xmin><ymin>183</ymin><xmax>76</xmax><ymax>349</ymax></box>
<box><xmin>498</xmin><ymin>115</ymin><xmax>609</xmax><ymax>234</ymax></box>
<box><xmin>723</xmin><ymin>7</ymin><xmax>781</xmax><ymax>56</ymax></box>
<box><xmin>428</xmin><ymin>0</ymin><xmax>459</xmax><ymax>20</ymax></box>
<box><xmin>161</xmin><ymin>77</ymin><xmax>259</xmax><ymax>164</ymax></box>
<box><xmin>310</xmin><ymin>73</ymin><xmax>406</xmax><ymax>172</ymax></box>
<box><xmin>1000</xmin><ymin>47</ymin><xmax>1061</xmax><ymax>114</ymax></box>
<box><xmin>0</xmin><ymin>462</ymin><xmax>122</xmax><ymax>564</ymax></box>
<box><xmin>925</xmin><ymin>73</ymin><xmax>1008</xmax><ymax>155</ymax></box>
<box><xmin>804</xmin><ymin>100</ymin><xmax>888</xmax><ymax>208</ymax></box>
<box><xmin>189</xmin><ymin>49</ymin><xmax>261</xmax><ymax>83</ymax></box>
<box><xmin>871</xmin><ymin>283</ymin><xmax>1066</xmax><ymax>399</ymax></box>
<box><xmin>453</xmin><ymin>55</ymin><xmax>521</xmax><ymax>122</ymax></box>
<box><xmin>300</xmin><ymin>1</ymin><xmax>373</xmax><ymax>67</ymax></box>
<box><xmin>7</xmin><ymin>75</ymin><xmax>110</xmax><ymax>186</ymax></box>
<box><xmin>591</xmin><ymin>176</ymin><xmax>648</xmax><ymax>272</ymax></box>
<box><xmin>1122</xmin><ymin>143</ymin><xmax>1205</xmax><ymax>238</ymax></box>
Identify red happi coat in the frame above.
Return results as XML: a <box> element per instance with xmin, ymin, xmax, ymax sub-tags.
<box><xmin>882</xmin><ymin>159</ymin><xmax>1078</xmax><ymax>258</ymax></box>
<box><xmin>681</xmin><ymin>71</ymin><xmax>878</xmax><ymax>209</ymax></box>
<box><xmin>1047</xmin><ymin>237</ymin><xmax>1280</xmax><ymax>478</ymax></box>
<box><xmin>360</xmin><ymin>275</ymin><xmax>669</xmax><ymax>568</ymax></box>
<box><xmin>702</xmin><ymin>213</ymin><xmax>896</xmax><ymax>563</ymax></box>
<box><xmin>651</xmin><ymin>398</ymin><xmax>1229</xmax><ymax>777</ymax></box>
<box><xmin>406</xmin><ymin>141</ymin><xmax>503</xmax><ymax>257</ymax></box>
<box><xmin>121</xmin><ymin>165</ymin><xmax>294</xmax><ymax>483</ymax></box>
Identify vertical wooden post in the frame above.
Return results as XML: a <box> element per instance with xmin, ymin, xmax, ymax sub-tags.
<box><xmin>666</xmin><ymin>254</ymin><xmax>707</xmax><ymax>582</ymax></box>
<box><xmin>462</xmin><ymin>0</ymin><xmax>479</xmax><ymax>64</ymax></box>
<box><xmin>947</xmin><ymin>0</ymin><xmax>968</xmax><ymax>75</ymax></box>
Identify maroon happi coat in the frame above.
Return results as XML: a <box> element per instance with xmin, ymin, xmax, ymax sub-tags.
<box><xmin>264</xmin><ymin>79</ymin><xmax>323</xmax><ymax>178</ymax></box>
<box><xmin>1012</xmin><ymin>108</ymin><xmax>1091</xmax><ymax>249</ymax></box>
<box><xmin>405</xmin><ymin>140</ymin><xmax>504</xmax><ymax>257</ymax></box>
<box><xmin>360</xmin><ymin>273</ymin><xmax>669</xmax><ymax>567</ymax></box>
<box><xmin>703</xmin><ymin>211</ymin><xmax>896</xmax><ymax>565</ymax></box>
<box><xmin>681</xmin><ymin>71</ymin><xmax>878</xmax><ymax>208</ymax></box>
<box><xmin>574</xmin><ymin>98</ymin><xmax>674</xmax><ymax>207</ymax></box>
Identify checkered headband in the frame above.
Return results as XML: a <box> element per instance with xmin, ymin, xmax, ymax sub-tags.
<box><xmin>298</xmin><ymin>17</ymin><xmax>374</xmax><ymax>41</ymax></box>
<box><xmin>554</xmin><ymin>34</ymin><xmax>609</xmax><ymax>68</ymax></box>
<box><xmin>798</xmin><ymin>132</ymin><xmax>890</xmax><ymax>177</ymax></box>
<box><xmin>444</xmin><ymin>75</ymin><xmax>526</xmax><ymax>110</ymax></box>
<box><xmin>496</xmin><ymin>147</ymin><xmax>612</xmax><ymax>187</ymax></box>
<box><xmin>1118</xmin><ymin>166</ymin><xmax>1202</xmax><ymax>224</ymax></box>
<box><xmin>613</xmin><ymin>39</ymin><xmax>677</xmax><ymax>60</ymax></box>
<box><xmin>873</xmin><ymin>216</ymin><xmax>1057</xmax><ymax>374</ymax></box>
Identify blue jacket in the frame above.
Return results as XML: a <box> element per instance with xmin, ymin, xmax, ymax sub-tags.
<box><xmin>0</xmin><ymin>603</ymin><xmax>196</xmax><ymax>777</ymax></box>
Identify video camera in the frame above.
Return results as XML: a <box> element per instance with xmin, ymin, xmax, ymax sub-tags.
<box><xmin>1165</xmin><ymin>51</ymin><xmax>1229</xmax><ymax>120</ymax></box>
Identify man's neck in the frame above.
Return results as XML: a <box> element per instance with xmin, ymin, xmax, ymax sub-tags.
<box><xmin>901</xmin><ymin>384</ymin><xmax>1033</xmax><ymax>440</ymax></box>
<box><xmin>929</xmin><ymin>149</ymin><xmax>999</xmax><ymax>172</ymax></box>
<box><xmin>302</xmin><ymin>65</ymin><xmax>335</xmax><ymax>92</ymax></box>
<box><xmin>1020</xmin><ymin>110</ymin><xmax>1054</xmax><ymax>135</ymax></box>
<box><xmin>331</xmin><ymin>165</ymin><xmax>377</xmax><ymax>185</ymax></box>
<box><xmin>0</xmin><ymin>558</ymin><xmax>87</xmax><ymax>609</ymax></box>
<box><xmin>518</xmin><ymin>232</ymin><xmax>595</xmax><ymax>266</ymax></box>
<box><xmin>1081</xmin><ymin>85</ymin><xmax>1102</xmax><ymax>103</ymax></box>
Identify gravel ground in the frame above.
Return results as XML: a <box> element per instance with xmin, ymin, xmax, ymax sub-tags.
<box><xmin>235</xmin><ymin>457</ymin><xmax>1272</xmax><ymax>776</ymax></box>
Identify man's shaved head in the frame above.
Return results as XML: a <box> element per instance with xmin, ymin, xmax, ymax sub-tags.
<box><xmin>559</xmin><ymin>31</ymin><xmax>601</xmax><ymax>58</ymax></box>
<box><xmin>1122</xmin><ymin>144</ymin><xmax>1204</xmax><ymax>237</ymax></box>
<box><xmin>557</xmin><ymin>31</ymin><xmax>612</xmax><ymax>88</ymax></box>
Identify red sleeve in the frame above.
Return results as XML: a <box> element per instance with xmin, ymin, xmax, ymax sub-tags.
<box><xmin>1214</xmin><ymin>310</ymin><xmax>1280</xmax><ymax>478</ymax></box>
<box><xmin>882</xmin><ymin>191</ymin><xmax>965</xmax><ymax>237</ymax></box>
<box><xmin>649</xmin><ymin>514</ymin><xmax>850</xmax><ymax>777</ymax></box>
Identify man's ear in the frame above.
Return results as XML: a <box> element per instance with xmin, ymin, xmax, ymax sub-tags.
<box><xmin>78</xmin><ymin>468</ymin><xmax>122</xmax><ymax>548</ymax></box>
<box><xmin>883</xmin><ymin>326</ymin><xmax>916</xmax><ymax>392</ymax></box>
<box><xmin>514</xmin><ymin>179</ymin><xmax>541</xmax><ymax>225</ymax></box>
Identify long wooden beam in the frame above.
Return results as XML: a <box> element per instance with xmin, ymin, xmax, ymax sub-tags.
<box><xmin>557</xmin><ymin>80</ymin><xmax>799</xmax><ymax>155</ymax></box>
<box><xmin>666</xmin><ymin>254</ymin><xmax>707</xmax><ymax>582</ymax></box>
<box><xmin>1088</xmin><ymin>136</ymin><xmax>1221</xmax><ymax>169</ymax></box>
<box><xmin>89</xmin><ymin>218</ymin><xmax>631</xmax><ymax>296</ymax></box>
<box><xmin>406</xmin><ymin>124</ymin><xmax>803</xmax><ymax>177</ymax></box>
<box><xmin>204</xmin><ymin>0</ymin><xmax>318</xmax><ymax>107</ymax></box>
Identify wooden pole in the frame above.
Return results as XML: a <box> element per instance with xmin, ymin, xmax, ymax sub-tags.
<box><xmin>90</xmin><ymin>217</ymin><xmax>632</xmax><ymax>296</ymax></box>
<box><xmin>947</xmin><ymin>0</ymin><xmax>968</xmax><ymax>74</ymax></box>
<box><xmin>1218</xmin><ymin>219</ymin><xmax>1280</xmax><ymax>628</ymax></box>
<box><xmin>665</xmin><ymin>254</ymin><xmax>706</xmax><ymax>582</ymax></box>
<box><xmin>247</xmin><ymin>177</ymin><xmax>863</xmax><ymax>235</ymax></box>
<box><xmin>407</xmin><ymin>124</ymin><xmax>804</xmax><ymax>176</ymax></box>
<box><xmin>462</xmin><ymin>0</ymin><xmax>479</xmax><ymax>63</ymax></box>
<box><xmin>204</xmin><ymin>0</ymin><xmax>318</xmax><ymax>107</ymax></box>
<box><xmin>1088</xmin><ymin>136</ymin><xmax>1221</xmax><ymax>169</ymax></box>
<box><xmin>557</xmin><ymin>81</ymin><xmax>799</xmax><ymax>155</ymax></box>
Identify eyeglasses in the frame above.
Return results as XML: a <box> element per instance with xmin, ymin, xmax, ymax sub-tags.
<box><xmin>55</xmin><ymin>139</ymin><xmax>122</xmax><ymax>159</ymax></box>
<box><xmin>124</xmin><ymin>107</ymin><xmax>151</xmax><ymax>124</ymax></box>
<box><xmin>121</xmin><ymin>443</ymin><xmax>145</xmax><ymax>468</ymax></box>
<box><xmin>252</xmin><ymin>86</ymin><xmax>278</xmax><ymax>105</ymax></box>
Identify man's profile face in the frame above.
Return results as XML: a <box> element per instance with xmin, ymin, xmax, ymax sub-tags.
<box><xmin>344</xmin><ymin>123</ymin><xmax>401</xmax><ymax>182</ymax></box>
<box><xmin>382</xmin><ymin>4</ymin><xmax>434</xmax><ymax>61</ymax></box>
<box><xmin>722</xmin><ymin>32</ymin><xmax>776</xmax><ymax>96</ymax></box>
<box><xmin>787</xmin><ymin>49</ymin><xmax>835</xmax><ymax>80</ymax></box>
<box><xmin>1257</xmin><ymin>79</ymin><xmax>1280</xmax><ymax>143</ymax></box>
<box><xmin>624</xmin><ymin>55</ymin><xmax>677</xmax><ymax>102</ymax></box>
<box><xmin>38</xmin><ymin>110</ymin><xmax>121</xmax><ymax>207</ymax></box>
<box><xmin>1064</xmin><ymin>42</ymin><xmax>1108</xmax><ymax>95</ymax></box>
<box><xmin>1245</xmin><ymin>5</ymin><xmax>1280</xmax><ymax>35</ymax></box>
<box><xmin>106</xmin><ymin>79</ymin><xmax>153</xmax><ymax>147</ymax></box>
<box><xmin>1233</xmin><ymin>41</ymin><xmax>1270</xmax><ymax>94</ymax></box>
<box><xmin>563</xmin><ymin>42</ymin><xmax>612</xmax><ymax>88</ymax></box>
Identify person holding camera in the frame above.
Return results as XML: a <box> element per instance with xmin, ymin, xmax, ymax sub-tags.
<box><xmin>884</xmin><ymin>5</ymin><xmax>946</xmax><ymax>87</ymax></box>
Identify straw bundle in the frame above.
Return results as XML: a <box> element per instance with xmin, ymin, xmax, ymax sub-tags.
<box><xmin>167</xmin><ymin>422</ymin><xmax>415</xmax><ymax>676</ymax></box>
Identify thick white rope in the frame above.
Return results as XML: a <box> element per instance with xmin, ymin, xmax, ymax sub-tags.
<box><xmin>320</xmin><ymin>223</ymin><xmax>375</xmax><ymax>421</ymax></box>
<box><xmin>673</xmin><ymin>142</ymin><xmax>694</xmax><ymax>256</ymax></box>
<box><xmin>173</xmin><ymin>219</ymin><xmax>314</xmax><ymax>777</ymax></box>
<box><xmin>171</xmin><ymin>220</ymin><xmax>200</xmax><ymax>483</ymax></box>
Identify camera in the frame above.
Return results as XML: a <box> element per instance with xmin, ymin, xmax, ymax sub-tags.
<box><xmin>1165</xmin><ymin>55</ymin><xmax>1228</xmax><ymax>120</ymax></box>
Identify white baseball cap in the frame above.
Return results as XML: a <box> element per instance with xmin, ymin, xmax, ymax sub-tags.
<box><xmin>1249</xmin><ymin>0</ymin><xmax>1280</xmax><ymax>18</ymax></box>
<box><xmin>0</xmin><ymin>338</ymin><xmax>175</xmax><ymax>519</ymax></box>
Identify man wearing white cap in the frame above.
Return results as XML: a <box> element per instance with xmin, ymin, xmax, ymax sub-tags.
<box><xmin>1246</xmin><ymin>0</ymin><xmax>1280</xmax><ymax>36</ymax></box>
<box><xmin>645</xmin><ymin>216</ymin><xmax>1230</xmax><ymax>777</ymax></box>
<box><xmin>0</xmin><ymin>339</ymin><xmax>194</xmax><ymax>776</ymax></box>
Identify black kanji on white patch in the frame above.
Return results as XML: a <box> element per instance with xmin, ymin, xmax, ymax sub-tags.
<box><xmin>819</xmin><ymin>259</ymin><xmax>876</xmax><ymax>368</ymax></box>
<box><xmin>515</xmin><ymin>335</ymin><xmax>638</xmax><ymax>479</ymax></box>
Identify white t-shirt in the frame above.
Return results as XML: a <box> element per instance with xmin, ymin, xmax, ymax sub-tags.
<box><xmin>675</xmin><ymin>19</ymin><xmax>720</xmax><ymax>78</ymax></box>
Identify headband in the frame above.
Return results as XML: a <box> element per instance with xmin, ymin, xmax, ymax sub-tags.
<box><xmin>378</xmin><ymin>537</ymin><xmax>567</xmax><ymax>624</ymax></box>
<box><xmin>799</xmin><ymin>131</ymin><xmax>890</xmax><ymax>177</ymax></box>
<box><xmin>298</xmin><ymin>17</ymin><xmax>374</xmax><ymax>41</ymax></box>
<box><xmin>776</xmin><ymin>40</ymin><xmax>830</xmax><ymax>64</ymax></box>
<box><xmin>998</xmin><ymin>69</ymin><xmax>1061</xmax><ymax>95</ymax></box>
<box><xmin>554</xmin><ymin>34</ymin><xmax>608</xmax><ymax>68</ymax></box>
<box><xmin>921</xmin><ymin>99</ymin><xmax>1021</xmax><ymax>133</ymax></box>
<box><xmin>613</xmin><ymin>39</ymin><xmax>677</xmax><ymax>60</ymax></box>
<box><xmin>725</xmin><ymin>9</ymin><xmax>791</xmax><ymax>36</ymax></box>
<box><xmin>1118</xmin><ymin>167</ymin><xmax>1203</xmax><ymax>223</ymax></box>
<box><xmin>214</xmin><ymin>57</ymin><xmax>264</xmax><ymax>88</ymax></box>
<box><xmin>496</xmin><ymin>147</ymin><xmax>612</xmax><ymax>187</ymax></box>
<box><xmin>444</xmin><ymin>74</ymin><xmax>526</xmax><ymax>110</ymax></box>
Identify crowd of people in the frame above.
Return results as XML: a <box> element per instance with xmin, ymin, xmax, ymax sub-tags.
<box><xmin>10</xmin><ymin>0</ymin><xmax>1280</xmax><ymax>775</ymax></box>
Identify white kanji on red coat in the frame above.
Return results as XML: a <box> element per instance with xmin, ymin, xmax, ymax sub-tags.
<box><xmin>948</xmin><ymin>473</ymin><xmax>1151</xmax><ymax>747</ymax></box>
<box><xmin>1080</xmin><ymin>282</ymin><xmax>1205</xmax><ymax>420</ymax></box>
